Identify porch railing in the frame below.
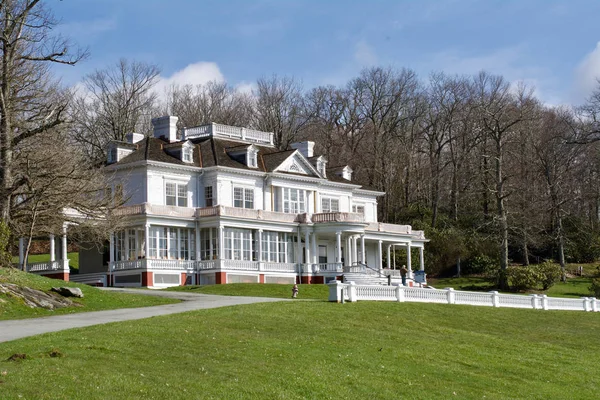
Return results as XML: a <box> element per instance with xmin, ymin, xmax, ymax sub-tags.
<box><xmin>26</xmin><ymin>260</ymin><xmax>63</xmax><ymax>272</ymax></box>
<box><xmin>262</xmin><ymin>262</ymin><xmax>297</xmax><ymax>272</ymax></box>
<box><xmin>313</xmin><ymin>263</ymin><xmax>343</xmax><ymax>273</ymax></box>
<box><xmin>311</xmin><ymin>212</ymin><xmax>364</xmax><ymax>223</ymax></box>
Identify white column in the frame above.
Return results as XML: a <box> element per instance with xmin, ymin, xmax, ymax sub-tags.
<box><xmin>352</xmin><ymin>235</ymin><xmax>358</xmax><ymax>265</ymax></box>
<box><xmin>344</xmin><ymin>236</ymin><xmax>350</xmax><ymax>265</ymax></box>
<box><xmin>296</xmin><ymin>231</ymin><xmax>302</xmax><ymax>264</ymax></box>
<box><xmin>360</xmin><ymin>234</ymin><xmax>365</xmax><ymax>263</ymax></box>
<box><xmin>135</xmin><ymin>230</ymin><xmax>140</xmax><ymax>259</ymax></box>
<box><xmin>218</xmin><ymin>225</ymin><xmax>224</xmax><ymax>260</ymax></box>
<box><xmin>177</xmin><ymin>228</ymin><xmax>181</xmax><ymax>259</ymax></box>
<box><xmin>406</xmin><ymin>243</ymin><xmax>412</xmax><ymax>273</ymax></box>
<box><xmin>378</xmin><ymin>240</ymin><xmax>383</xmax><ymax>271</ymax></box>
<box><xmin>124</xmin><ymin>230</ymin><xmax>129</xmax><ymax>261</ymax></box>
<box><xmin>109</xmin><ymin>232</ymin><xmax>115</xmax><ymax>264</ymax></box>
<box><xmin>144</xmin><ymin>224</ymin><xmax>150</xmax><ymax>258</ymax></box>
<box><xmin>304</xmin><ymin>229</ymin><xmax>310</xmax><ymax>266</ymax></box>
<box><xmin>257</xmin><ymin>229</ymin><xmax>263</xmax><ymax>261</ymax></box>
<box><xmin>311</xmin><ymin>232</ymin><xmax>317</xmax><ymax>264</ymax></box>
<box><xmin>18</xmin><ymin>237</ymin><xmax>24</xmax><ymax>268</ymax></box>
<box><xmin>335</xmin><ymin>231</ymin><xmax>342</xmax><ymax>264</ymax></box>
<box><xmin>419</xmin><ymin>246</ymin><xmax>425</xmax><ymax>271</ymax></box>
<box><xmin>49</xmin><ymin>234</ymin><xmax>55</xmax><ymax>262</ymax></box>
<box><xmin>195</xmin><ymin>226</ymin><xmax>201</xmax><ymax>260</ymax></box>
<box><xmin>393</xmin><ymin>245</ymin><xmax>396</xmax><ymax>269</ymax></box>
<box><xmin>387</xmin><ymin>244</ymin><xmax>391</xmax><ymax>270</ymax></box>
<box><xmin>62</xmin><ymin>225</ymin><xmax>68</xmax><ymax>270</ymax></box>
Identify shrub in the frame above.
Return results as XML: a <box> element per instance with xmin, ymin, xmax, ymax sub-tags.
<box><xmin>507</xmin><ymin>266</ymin><xmax>541</xmax><ymax>292</ymax></box>
<box><xmin>589</xmin><ymin>278</ymin><xmax>600</xmax><ymax>298</ymax></box>
<box><xmin>534</xmin><ymin>261</ymin><xmax>562</xmax><ymax>290</ymax></box>
<box><xmin>464</xmin><ymin>255</ymin><xmax>498</xmax><ymax>278</ymax></box>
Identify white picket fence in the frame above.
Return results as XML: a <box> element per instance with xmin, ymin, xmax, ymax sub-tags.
<box><xmin>328</xmin><ymin>281</ymin><xmax>600</xmax><ymax>312</ymax></box>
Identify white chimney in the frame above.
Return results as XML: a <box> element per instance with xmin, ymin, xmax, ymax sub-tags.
<box><xmin>152</xmin><ymin>115</ymin><xmax>179</xmax><ymax>143</ymax></box>
<box><xmin>125</xmin><ymin>132</ymin><xmax>145</xmax><ymax>144</ymax></box>
<box><xmin>291</xmin><ymin>141</ymin><xmax>315</xmax><ymax>158</ymax></box>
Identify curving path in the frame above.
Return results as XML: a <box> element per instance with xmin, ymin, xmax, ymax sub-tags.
<box><xmin>0</xmin><ymin>288</ymin><xmax>287</xmax><ymax>343</ymax></box>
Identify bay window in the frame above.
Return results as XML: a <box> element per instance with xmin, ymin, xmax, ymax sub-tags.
<box><xmin>223</xmin><ymin>228</ymin><xmax>252</xmax><ymax>260</ymax></box>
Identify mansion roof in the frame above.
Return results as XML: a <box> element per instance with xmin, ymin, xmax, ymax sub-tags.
<box><xmin>113</xmin><ymin>136</ymin><xmax>382</xmax><ymax>193</ymax></box>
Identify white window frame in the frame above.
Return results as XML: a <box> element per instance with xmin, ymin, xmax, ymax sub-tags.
<box><xmin>204</xmin><ymin>186</ymin><xmax>213</xmax><ymax>207</ymax></box>
<box><xmin>247</xmin><ymin>149</ymin><xmax>258</xmax><ymax>168</ymax></box>
<box><xmin>321</xmin><ymin>197</ymin><xmax>340</xmax><ymax>213</ymax></box>
<box><xmin>182</xmin><ymin>146</ymin><xmax>193</xmax><ymax>163</ymax></box>
<box><xmin>352</xmin><ymin>203</ymin><xmax>365</xmax><ymax>215</ymax></box>
<box><xmin>282</xmin><ymin>188</ymin><xmax>306</xmax><ymax>214</ymax></box>
<box><xmin>233</xmin><ymin>187</ymin><xmax>254</xmax><ymax>209</ymax></box>
<box><xmin>165</xmin><ymin>182</ymin><xmax>188</xmax><ymax>207</ymax></box>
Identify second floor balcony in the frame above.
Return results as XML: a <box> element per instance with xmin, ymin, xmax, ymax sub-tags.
<box><xmin>112</xmin><ymin>203</ymin><xmax>425</xmax><ymax>238</ymax></box>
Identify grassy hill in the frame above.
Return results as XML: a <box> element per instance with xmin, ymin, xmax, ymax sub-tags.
<box><xmin>0</xmin><ymin>300</ymin><xmax>598</xmax><ymax>399</ymax></box>
<box><xmin>0</xmin><ymin>268</ymin><xmax>177</xmax><ymax>320</ymax></box>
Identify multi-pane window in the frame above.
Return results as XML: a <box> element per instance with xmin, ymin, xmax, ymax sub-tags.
<box><xmin>166</xmin><ymin>182</ymin><xmax>188</xmax><ymax>207</ymax></box>
<box><xmin>127</xmin><ymin>229</ymin><xmax>137</xmax><ymax>260</ymax></box>
<box><xmin>282</xmin><ymin>188</ymin><xmax>305</xmax><ymax>213</ymax></box>
<box><xmin>204</xmin><ymin>186</ymin><xmax>213</xmax><ymax>207</ymax></box>
<box><xmin>223</xmin><ymin>228</ymin><xmax>252</xmax><ymax>260</ymax></box>
<box><xmin>148</xmin><ymin>227</ymin><xmax>195</xmax><ymax>259</ymax></box>
<box><xmin>261</xmin><ymin>232</ymin><xmax>293</xmax><ymax>263</ymax></box>
<box><xmin>200</xmin><ymin>228</ymin><xmax>218</xmax><ymax>260</ymax></box>
<box><xmin>233</xmin><ymin>187</ymin><xmax>254</xmax><ymax>209</ymax></box>
<box><xmin>352</xmin><ymin>204</ymin><xmax>365</xmax><ymax>215</ymax></box>
<box><xmin>318</xmin><ymin>245</ymin><xmax>327</xmax><ymax>264</ymax></box>
<box><xmin>248</xmin><ymin>150</ymin><xmax>257</xmax><ymax>168</ymax></box>
<box><xmin>182</xmin><ymin>146</ymin><xmax>193</xmax><ymax>163</ymax></box>
<box><xmin>321</xmin><ymin>197</ymin><xmax>340</xmax><ymax>213</ymax></box>
<box><xmin>115</xmin><ymin>231</ymin><xmax>126</xmax><ymax>261</ymax></box>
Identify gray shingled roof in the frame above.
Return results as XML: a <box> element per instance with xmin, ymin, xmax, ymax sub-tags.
<box><xmin>112</xmin><ymin>136</ymin><xmax>380</xmax><ymax>192</ymax></box>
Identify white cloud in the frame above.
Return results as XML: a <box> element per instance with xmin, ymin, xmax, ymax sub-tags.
<box><xmin>354</xmin><ymin>39</ymin><xmax>378</xmax><ymax>67</ymax></box>
<box><xmin>153</xmin><ymin>61</ymin><xmax>225</xmax><ymax>99</ymax></box>
<box><xmin>235</xmin><ymin>81</ymin><xmax>256</xmax><ymax>95</ymax></box>
<box><xmin>574</xmin><ymin>42</ymin><xmax>600</xmax><ymax>102</ymax></box>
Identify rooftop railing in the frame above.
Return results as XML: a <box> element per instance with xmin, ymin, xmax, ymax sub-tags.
<box><xmin>183</xmin><ymin>123</ymin><xmax>274</xmax><ymax>146</ymax></box>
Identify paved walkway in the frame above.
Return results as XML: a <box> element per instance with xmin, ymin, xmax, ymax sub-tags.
<box><xmin>0</xmin><ymin>288</ymin><xmax>287</xmax><ymax>343</ymax></box>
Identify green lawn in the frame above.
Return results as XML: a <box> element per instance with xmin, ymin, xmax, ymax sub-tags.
<box><xmin>167</xmin><ymin>283</ymin><xmax>329</xmax><ymax>300</ymax></box>
<box><xmin>0</xmin><ymin>268</ymin><xmax>178</xmax><ymax>320</ymax></box>
<box><xmin>11</xmin><ymin>252</ymin><xmax>80</xmax><ymax>271</ymax></box>
<box><xmin>429</xmin><ymin>274</ymin><xmax>597</xmax><ymax>299</ymax></box>
<box><xmin>0</xmin><ymin>301</ymin><xmax>599</xmax><ymax>399</ymax></box>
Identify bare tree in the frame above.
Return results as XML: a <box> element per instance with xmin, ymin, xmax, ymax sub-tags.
<box><xmin>0</xmin><ymin>0</ymin><xmax>86</xmax><ymax>238</ymax></box>
<box><xmin>164</xmin><ymin>81</ymin><xmax>254</xmax><ymax>129</ymax></box>
<box><xmin>253</xmin><ymin>75</ymin><xmax>310</xmax><ymax>150</ymax></box>
<box><xmin>474</xmin><ymin>73</ymin><xmax>536</xmax><ymax>288</ymax></box>
<box><xmin>71</xmin><ymin>59</ymin><xmax>160</xmax><ymax>165</ymax></box>
<box><xmin>11</xmin><ymin>128</ymin><xmax>117</xmax><ymax>269</ymax></box>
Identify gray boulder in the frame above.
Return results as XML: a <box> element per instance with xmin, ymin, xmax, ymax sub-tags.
<box><xmin>51</xmin><ymin>286</ymin><xmax>84</xmax><ymax>298</ymax></box>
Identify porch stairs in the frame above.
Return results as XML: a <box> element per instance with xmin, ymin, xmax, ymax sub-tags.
<box><xmin>342</xmin><ymin>263</ymin><xmax>388</xmax><ymax>286</ymax></box>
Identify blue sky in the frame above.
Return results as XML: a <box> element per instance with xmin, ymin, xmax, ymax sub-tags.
<box><xmin>52</xmin><ymin>0</ymin><xmax>600</xmax><ymax>105</ymax></box>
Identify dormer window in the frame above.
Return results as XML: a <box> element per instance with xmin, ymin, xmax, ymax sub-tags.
<box><xmin>182</xmin><ymin>146</ymin><xmax>193</xmax><ymax>163</ymax></box>
<box><xmin>247</xmin><ymin>148</ymin><xmax>258</xmax><ymax>168</ymax></box>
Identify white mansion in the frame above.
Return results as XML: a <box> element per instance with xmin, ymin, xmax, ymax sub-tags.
<box><xmin>21</xmin><ymin>116</ymin><xmax>428</xmax><ymax>288</ymax></box>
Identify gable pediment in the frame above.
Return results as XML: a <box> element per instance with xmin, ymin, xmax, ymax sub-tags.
<box><xmin>274</xmin><ymin>151</ymin><xmax>321</xmax><ymax>177</ymax></box>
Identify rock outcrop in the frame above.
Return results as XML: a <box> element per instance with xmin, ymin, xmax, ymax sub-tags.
<box><xmin>0</xmin><ymin>283</ymin><xmax>75</xmax><ymax>310</ymax></box>
<box><xmin>51</xmin><ymin>287</ymin><xmax>84</xmax><ymax>298</ymax></box>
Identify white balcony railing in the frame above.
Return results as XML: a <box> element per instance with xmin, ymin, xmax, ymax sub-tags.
<box><xmin>262</xmin><ymin>262</ymin><xmax>297</xmax><ymax>272</ymax></box>
<box><xmin>183</xmin><ymin>123</ymin><xmax>274</xmax><ymax>145</ymax></box>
